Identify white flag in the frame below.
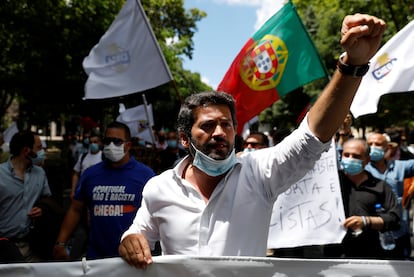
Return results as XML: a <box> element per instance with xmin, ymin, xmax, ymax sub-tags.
<box><xmin>350</xmin><ymin>20</ymin><xmax>414</xmax><ymax>118</ymax></box>
<box><xmin>83</xmin><ymin>0</ymin><xmax>173</xmax><ymax>99</ymax></box>
<box><xmin>116</xmin><ymin>104</ymin><xmax>154</xmax><ymax>143</ymax></box>
<box><xmin>3</xmin><ymin>122</ymin><xmax>19</xmax><ymax>143</ymax></box>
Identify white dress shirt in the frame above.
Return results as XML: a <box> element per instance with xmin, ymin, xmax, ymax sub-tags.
<box><xmin>122</xmin><ymin>119</ymin><xmax>330</xmax><ymax>256</ymax></box>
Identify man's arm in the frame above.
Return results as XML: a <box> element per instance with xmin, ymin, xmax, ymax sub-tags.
<box><xmin>308</xmin><ymin>14</ymin><xmax>386</xmax><ymax>142</ymax></box>
<box><xmin>70</xmin><ymin>170</ymin><xmax>80</xmax><ymax>199</ymax></box>
<box><xmin>53</xmin><ymin>199</ymin><xmax>84</xmax><ymax>260</ymax></box>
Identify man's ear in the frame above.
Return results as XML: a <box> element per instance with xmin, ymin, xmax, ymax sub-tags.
<box><xmin>23</xmin><ymin>146</ymin><xmax>33</xmax><ymax>157</ymax></box>
<box><xmin>180</xmin><ymin>132</ymin><xmax>190</xmax><ymax>148</ymax></box>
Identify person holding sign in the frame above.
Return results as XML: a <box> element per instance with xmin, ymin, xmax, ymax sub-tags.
<box><xmin>324</xmin><ymin>138</ymin><xmax>399</xmax><ymax>258</ymax></box>
<box><xmin>119</xmin><ymin>13</ymin><xmax>386</xmax><ymax>269</ymax></box>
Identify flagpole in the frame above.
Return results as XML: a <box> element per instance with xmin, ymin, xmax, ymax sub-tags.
<box><xmin>142</xmin><ymin>93</ymin><xmax>157</xmax><ymax>146</ymax></box>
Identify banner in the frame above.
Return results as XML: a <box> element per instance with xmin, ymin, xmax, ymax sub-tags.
<box><xmin>83</xmin><ymin>0</ymin><xmax>173</xmax><ymax>99</ymax></box>
<box><xmin>350</xmin><ymin>19</ymin><xmax>414</xmax><ymax>118</ymax></box>
<box><xmin>116</xmin><ymin>103</ymin><xmax>154</xmax><ymax>143</ymax></box>
<box><xmin>268</xmin><ymin>140</ymin><xmax>346</xmax><ymax>248</ymax></box>
<box><xmin>0</xmin><ymin>256</ymin><xmax>412</xmax><ymax>277</ymax></box>
<box><xmin>217</xmin><ymin>2</ymin><xmax>327</xmax><ymax>134</ymax></box>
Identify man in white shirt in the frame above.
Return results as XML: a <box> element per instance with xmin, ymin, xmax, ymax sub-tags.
<box><xmin>71</xmin><ymin>132</ymin><xmax>103</xmax><ymax>198</ymax></box>
<box><xmin>119</xmin><ymin>13</ymin><xmax>386</xmax><ymax>269</ymax></box>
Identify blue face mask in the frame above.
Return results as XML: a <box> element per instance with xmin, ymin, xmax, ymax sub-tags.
<box><xmin>31</xmin><ymin>149</ymin><xmax>45</xmax><ymax>165</ymax></box>
<box><xmin>138</xmin><ymin>140</ymin><xmax>146</xmax><ymax>146</ymax></box>
<box><xmin>341</xmin><ymin>157</ymin><xmax>363</xmax><ymax>175</ymax></box>
<box><xmin>370</xmin><ymin>146</ymin><xmax>385</xmax><ymax>161</ymax></box>
<box><xmin>89</xmin><ymin>143</ymin><xmax>100</xmax><ymax>153</ymax></box>
<box><xmin>192</xmin><ymin>143</ymin><xmax>236</xmax><ymax>176</ymax></box>
<box><xmin>167</xmin><ymin>139</ymin><xmax>178</xmax><ymax>148</ymax></box>
<box><xmin>243</xmin><ymin>148</ymin><xmax>255</xmax><ymax>154</ymax></box>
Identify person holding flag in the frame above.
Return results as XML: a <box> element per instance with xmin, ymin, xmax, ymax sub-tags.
<box><xmin>119</xmin><ymin>12</ymin><xmax>386</xmax><ymax>269</ymax></box>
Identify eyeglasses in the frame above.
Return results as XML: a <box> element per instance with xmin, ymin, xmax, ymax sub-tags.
<box><xmin>102</xmin><ymin>137</ymin><xmax>127</xmax><ymax>146</ymax></box>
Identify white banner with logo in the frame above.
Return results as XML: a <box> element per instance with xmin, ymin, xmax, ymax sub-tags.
<box><xmin>0</xmin><ymin>256</ymin><xmax>412</xmax><ymax>277</ymax></box>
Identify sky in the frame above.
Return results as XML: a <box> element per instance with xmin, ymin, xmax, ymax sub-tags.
<box><xmin>183</xmin><ymin>0</ymin><xmax>286</xmax><ymax>89</ymax></box>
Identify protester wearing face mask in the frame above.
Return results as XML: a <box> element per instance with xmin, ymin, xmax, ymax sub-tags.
<box><xmin>53</xmin><ymin>121</ymin><xmax>155</xmax><ymax>260</ymax></box>
<box><xmin>70</xmin><ymin>132</ymin><xmax>103</xmax><ymax>198</ymax></box>
<box><xmin>323</xmin><ymin>138</ymin><xmax>399</xmax><ymax>259</ymax></box>
<box><xmin>67</xmin><ymin>131</ymin><xmax>103</xmax><ymax>259</ymax></box>
<box><xmin>0</xmin><ymin>131</ymin><xmax>52</xmax><ymax>262</ymax></box>
<box><xmin>365</xmin><ymin>132</ymin><xmax>414</xmax><ymax>259</ymax></box>
<box><xmin>156</xmin><ymin>131</ymin><xmax>187</xmax><ymax>173</ymax></box>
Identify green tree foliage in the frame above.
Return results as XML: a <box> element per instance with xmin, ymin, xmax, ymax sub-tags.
<box><xmin>0</xmin><ymin>0</ymin><xmax>208</xmax><ymax>132</ymax></box>
<box><xmin>260</xmin><ymin>0</ymin><xmax>414</xmax><ymax>133</ymax></box>
<box><xmin>3</xmin><ymin>1</ymin><xmax>414</xmax><ymax>134</ymax></box>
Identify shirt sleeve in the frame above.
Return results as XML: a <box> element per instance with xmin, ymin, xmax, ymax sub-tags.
<box><xmin>73</xmin><ymin>155</ymin><xmax>82</xmax><ymax>173</ymax></box>
<box><xmin>240</xmin><ymin>114</ymin><xmax>332</xmax><ymax>201</ymax></box>
<box><xmin>402</xmin><ymin>159</ymin><xmax>414</xmax><ymax>177</ymax></box>
<box><xmin>120</xmin><ymin>180</ymin><xmax>160</xmax><ymax>249</ymax></box>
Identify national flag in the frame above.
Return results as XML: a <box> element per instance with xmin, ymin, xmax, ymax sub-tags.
<box><xmin>296</xmin><ymin>95</ymin><xmax>317</xmax><ymax>125</ymax></box>
<box><xmin>217</xmin><ymin>2</ymin><xmax>327</xmax><ymax>134</ymax></box>
<box><xmin>83</xmin><ymin>0</ymin><xmax>173</xmax><ymax>99</ymax></box>
<box><xmin>116</xmin><ymin>103</ymin><xmax>154</xmax><ymax>143</ymax></box>
<box><xmin>350</xmin><ymin>19</ymin><xmax>414</xmax><ymax>118</ymax></box>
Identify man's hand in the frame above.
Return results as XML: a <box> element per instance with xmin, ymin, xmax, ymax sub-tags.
<box><xmin>28</xmin><ymin>206</ymin><xmax>43</xmax><ymax>218</ymax></box>
<box><xmin>53</xmin><ymin>244</ymin><xmax>70</xmax><ymax>261</ymax></box>
<box><xmin>119</xmin><ymin>234</ymin><xmax>153</xmax><ymax>270</ymax></box>
<box><xmin>343</xmin><ymin>215</ymin><xmax>365</xmax><ymax>231</ymax></box>
<box><xmin>340</xmin><ymin>13</ymin><xmax>386</xmax><ymax>65</ymax></box>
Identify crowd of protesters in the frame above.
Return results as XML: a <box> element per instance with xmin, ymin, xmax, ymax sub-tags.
<box><xmin>1</xmin><ymin>11</ymin><xmax>414</xmax><ymax>261</ymax></box>
<box><xmin>1</xmin><ymin>116</ymin><xmax>414</xmax><ymax>263</ymax></box>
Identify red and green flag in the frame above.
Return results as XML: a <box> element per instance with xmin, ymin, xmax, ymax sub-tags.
<box><xmin>217</xmin><ymin>1</ymin><xmax>327</xmax><ymax>134</ymax></box>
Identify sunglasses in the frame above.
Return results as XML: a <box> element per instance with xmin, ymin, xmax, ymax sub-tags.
<box><xmin>243</xmin><ymin>142</ymin><xmax>262</xmax><ymax>148</ymax></box>
<box><xmin>102</xmin><ymin>137</ymin><xmax>127</xmax><ymax>146</ymax></box>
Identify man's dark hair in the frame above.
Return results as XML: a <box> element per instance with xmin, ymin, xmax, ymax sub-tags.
<box><xmin>9</xmin><ymin>131</ymin><xmax>36</xmax><ymax>156</ymax></box>
<box><xmin>247</xmin><ymin>131</ymin><xmax>269</xmax><ymax>147</ymax></box>
<box><xmin>106</xmin><ymin>121</ymin><xmax>131</xmax><ymax>141</ymax></box>
<box><xmin>177</xmin><ymin>91</ymin><xmax>237</xmax><ymax>139</ymax></box>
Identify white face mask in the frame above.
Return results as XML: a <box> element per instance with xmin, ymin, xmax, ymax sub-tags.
<box><xmin>103</xmin><ymin>142</ymin><xmax>125</xmax><ymax>162</ymax></box>
<box><xmin>191</xmin><ymin>143</ymin><xmax>236</xmax><ymax>176</ymax></box>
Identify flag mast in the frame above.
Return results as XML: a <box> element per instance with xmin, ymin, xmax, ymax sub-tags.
<box><xmin>141</xmin><ymin>93</ymin><xmax>156</xmax><ymax>145</ymax></box>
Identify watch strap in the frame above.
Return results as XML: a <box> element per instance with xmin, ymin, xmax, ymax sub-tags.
<box><xmin>337</xmin><ymin>52</ymin><xmax>370</xmax><ymax>77</ymax></box>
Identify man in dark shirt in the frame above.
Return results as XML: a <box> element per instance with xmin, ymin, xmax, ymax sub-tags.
<box><xmin>325</xmin><ymin>138</ymin><xmax>400</xmax><ymax>258</ymax></box>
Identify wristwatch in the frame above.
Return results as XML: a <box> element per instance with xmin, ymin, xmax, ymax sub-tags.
<box><xmin>337</xmin><ymin>52</ymin><xmax>370</xmax><ymax>77</ymax></box>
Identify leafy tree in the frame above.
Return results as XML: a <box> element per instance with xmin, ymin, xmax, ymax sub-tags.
<box><xmin>0</xmin><ymin>0</ymin><xmax>208</xmax><ymax>133</ymax></box>
<box><xmin>260</xmin><ymin>0</ymin><xmax>414</xmax><ymax>134</ymax></box>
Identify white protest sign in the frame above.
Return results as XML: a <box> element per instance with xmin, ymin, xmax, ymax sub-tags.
<box><xmin>267</xmin><ymin>140</ymin><xmax>346</xmax><ymax>248</ymax></box>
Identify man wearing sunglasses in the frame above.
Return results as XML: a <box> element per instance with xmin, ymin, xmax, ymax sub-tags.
<box><xmin>54</xmin><ymin>121</ymin><xmax>155</xmax><ymax>260</ymax></box>
<box><xmin>242</xmin><ymin>132</ymin><xmax>269</xmax><ymax>153</ymax></box>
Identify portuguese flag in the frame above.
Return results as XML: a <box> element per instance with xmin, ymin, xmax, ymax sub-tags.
<box><xmin>217</xmin><ymin>1</ymin><xmax>327</xmax><ymax>134</ymax></box>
